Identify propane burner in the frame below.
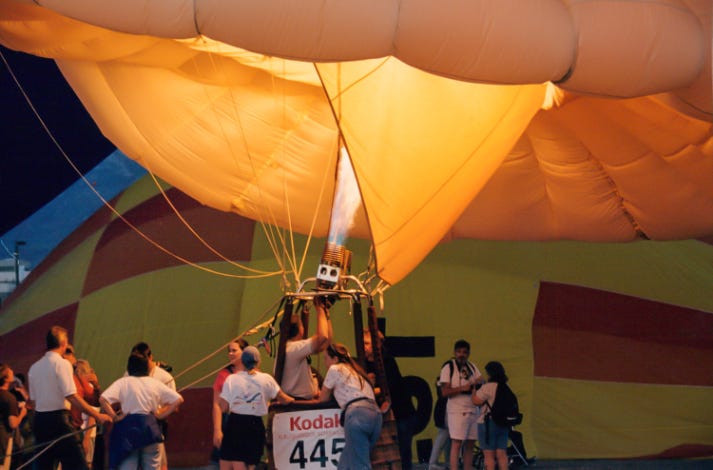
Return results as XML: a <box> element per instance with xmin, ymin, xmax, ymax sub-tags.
<box><xmin>316</xmin><ymin>242</ymin><xmax>352</xmax><ymax>289</ymax></box>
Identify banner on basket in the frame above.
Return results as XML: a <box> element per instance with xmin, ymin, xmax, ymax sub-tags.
<box><xmin>273</xmin><ymin>408</ymin><xmax>345</xmax><ymax>469</ymax></box>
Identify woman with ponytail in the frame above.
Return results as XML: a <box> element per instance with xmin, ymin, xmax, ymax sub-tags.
<box><xmin>319</xmin><ymin>343</ymin><xmax>382</xmax><ymax>469</ymax></box>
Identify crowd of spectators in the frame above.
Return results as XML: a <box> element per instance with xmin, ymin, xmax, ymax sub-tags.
<box><xmin>1</xmin><ymin>309</ymin><xmax>508</xmax><ymax>470</ymax></box>
<box><xmin>1</xmin><ymin>326</ymin><xmax>180</xmax><ymax>470</ymax></box>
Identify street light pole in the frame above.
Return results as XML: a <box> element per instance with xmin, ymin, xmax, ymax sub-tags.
<box><xmin>14</xmin><ymin>241</ymin><xmax>26</xmax><ymax>287</ymax></box>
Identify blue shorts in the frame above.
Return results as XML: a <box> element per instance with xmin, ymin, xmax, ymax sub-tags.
<box><xmin>478</xmin><ymin>421</ymin><xmax>509</xmax><ymax>450</ymax></box>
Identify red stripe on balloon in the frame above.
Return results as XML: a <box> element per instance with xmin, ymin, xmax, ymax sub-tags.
<box><xmin>164</xmin><ymin>387</ymin><xmax>213</xmax><ymax>466</ymax></box>
<box><xmin>0</xmin><ymin>303</ymin><xmax>79</xmax><ymax>376</ymax></box>
<box><xmin>638</xmin><ymin>444</ymin><xmax>713</xmax><ymax>459</ymax></box>
<box><xmin>697</xmin><ymin>236</ymin><xmax>713</xmax><ymax>246</ymax></box>
<box><xmin>533</xmin><ymin>282</ymin><xmax>713</xmax><ymax>385</ymax></box>
<box><xmin>82</xmin><ymin>189</ymin><xmax>255</xmax><ymax>296</ymax></box>
<box><xmin>0</xmin><ymin>199</ymin><xmax>116</xmax><ymax>309</ymax></box>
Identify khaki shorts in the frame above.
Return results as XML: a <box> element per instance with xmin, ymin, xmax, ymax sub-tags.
<box><xmin>447</xmin><ymin>409</ymin><xmax>479</xmax><ymax>441</ymax></box>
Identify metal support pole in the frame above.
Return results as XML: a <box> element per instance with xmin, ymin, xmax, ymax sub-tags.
<box><xmin>14</xmin><ymin>241</ymin><xmax>25</xmax><ymax>287</ymax></box>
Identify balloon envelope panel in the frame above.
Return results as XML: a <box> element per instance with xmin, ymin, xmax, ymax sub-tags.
<box><xmin>1</xmin><ymin>1</ymin><xmax>712</xmax><ymax>286</ymax></box>
<box><xmin>0</xmin><ymin>178</ymin><xmax>712</xmax><ymax>463</ymax></box>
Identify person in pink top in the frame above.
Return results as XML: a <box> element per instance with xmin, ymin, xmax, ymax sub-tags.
<box><xmin>212</xmin><ymin>338</ymin><xmax>248</xmax><ymax>457</ymax></box>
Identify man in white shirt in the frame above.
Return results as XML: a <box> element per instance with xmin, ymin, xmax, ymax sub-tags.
<box><xmin>279</xmin><ymin>297</ymin><xmax>332</xmax><ymax>399</ymax></box>
<box><xmin>438</xmin><ymin>339</ymin><xmax>484</xmax><ymax>470</ymax></box>
<box><xmin>28</xmin><ymin>326</ymin><xmax>111</xmax><ymax>469</ymax></box>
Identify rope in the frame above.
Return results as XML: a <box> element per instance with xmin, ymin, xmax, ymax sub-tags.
<box><xmin>169</xmin><ymin>295</ymin><xmax>284</xmax><ymax>387</ymax></box>
<box><xmin>176</xmin><ymin>362</ymin><xmax>229</xmax><ymax>393</ymax></box>
<box><xmin>196</xmin><ymin>42</ymin><xmax>291</xmax><ymax>282</ymax></box>
<box><xmin>0</xmin><ymin>49</ymin><xmax>280</xmax><ymax>280</ymax></box>
<box><xmin>13</xmin><ymin>296</ymin><xmax>284</xmax><ymax>467</ymax></box>
<box><xmin>145</xmin><ymin>170</ymin><xmax>282</xmax><ymax>275</ymax></box>
<box><xmin>0</xmin><ymin>240</ymin><xmax>14</xmax><ymax>258</ymax></box>
<box><xmin>14</xmin><ymin>423</ymin><xmax>97</xmax><ymax>470</ymax></box>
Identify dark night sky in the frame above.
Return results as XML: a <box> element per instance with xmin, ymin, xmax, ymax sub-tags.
<box><xmin>1</xmin><ymin>45</ymin><xmax>115</xmax><ymax>234</ymax></box>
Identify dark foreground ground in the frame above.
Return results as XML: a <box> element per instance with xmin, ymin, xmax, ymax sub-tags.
<box><xmin>181</xmin><ymin>459</ymin><xmax>713</xmax><ymax>469</ymax></box>
<box><xmin>476</xmin><ymin>459</ymin><xmax>713</xmax><ymax>469</ymax></box>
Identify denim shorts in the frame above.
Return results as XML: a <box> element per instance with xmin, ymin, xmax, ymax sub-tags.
<box><xmin>477</xmin><ymin>421</ymin><xmax>509</xmax><ymax>450</ymax></box>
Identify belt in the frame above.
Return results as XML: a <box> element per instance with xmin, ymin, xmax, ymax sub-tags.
<box><xmin>339</xmin><ymin>397</ymin><xmax>375</xmax><ymax>426</ymax></box>
<box><xmin>35</xmin><ymin>409</ymin><xmax>70</xmax><ymax>415</ymax></box>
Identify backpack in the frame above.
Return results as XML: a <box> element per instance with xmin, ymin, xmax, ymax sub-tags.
<box><xmin>485</xmin><ymin>383</ymin><xmax>522</xmax><ymax>427</ymax></box>
<box><xmin>433</xmin><ymin>377</ymin><xmax>447</xmax><ymax>428</ymax></box>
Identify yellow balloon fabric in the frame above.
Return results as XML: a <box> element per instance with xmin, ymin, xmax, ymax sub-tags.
<box><xmin>1</xmin><ymin>0</ymin><xmax>711</xmax><ymax>286</ymax></box>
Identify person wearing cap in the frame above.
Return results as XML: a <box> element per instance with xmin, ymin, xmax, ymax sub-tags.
<box><xmin>218</xmin><ymin>346</ymin><xmax>294</xmax><ymax>469</ymax></box>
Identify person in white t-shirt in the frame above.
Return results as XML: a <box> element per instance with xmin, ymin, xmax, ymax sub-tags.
<box><xmin>100</xmin><ymin>353</ymin><xmax>183</xmax><ymax>470</ymax></box>
<box><xmin>219</xmin><ymin>346</ymin><xmax>294</xmax><ymax>470</ymax></box>
<box><xmin>438</xmin><ymin>339</ymin><xmax>484</xmax><ymax>470</ymax></box>
<box><xmin>129</xmin><ymin>342</ymin><xmax>176</xmax><ymax>469</ymax></box>
<box><xmin>280</xmin><ymin>297</ymin><xmax>333</xmax><ymax>399</ymax></box>
<box><xmin>319</xmin><ymin>343</ymin><xmax>382</xmax><ymax>470</ymax></box>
